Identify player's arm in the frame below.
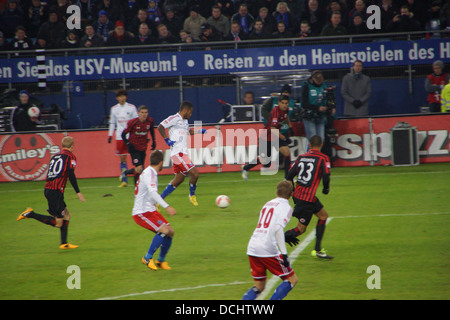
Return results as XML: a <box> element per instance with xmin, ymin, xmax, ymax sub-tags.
<box><xmin>285</xmin><ymin>159</ymin><xmax>298</xmax><ymax>182</ymax></box>
<box><xmin>68</xmin><ymin>169</ymin><xmax>85</xmax><ymax>202</ymax></box>
<box><xmin>275</xmin><ymin>224</ymin><xmax>290</xmax><ymax>267</ymax></box>
<box><xmin>149</xmin><ymin>121</ymin><xmax>156</xmax><ymax>150</ymax></box>
<box><xmin>189</xmin><ymin>127</ymin><xmax>207</xmax><ymax>135</ymax></box>
<box><xmin>121</xmin><ymin>124</ymin><xmax>130</xmax><ymax>144</ymax></box>
<box><xmin>149</xmin><ymin>190</ymin><xmax>176</xmax><ymax>216</ymax></box>
<box><xmin>321</xmin><ymin>157</ymin><xmax>331</xmax><ymax>194</ymax></box>
<box><xmin>107</xmin><ymin>110</ymin><xmax>116</xmax><ymax>143</ymax></box>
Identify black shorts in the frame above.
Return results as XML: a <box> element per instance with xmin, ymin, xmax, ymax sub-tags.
<box><xmin>130</xmin><ymin>149</ymin><xmax>146</xmax><ymax>168</ymax></box>
<box><xmin>292</xmin><ymin>197</ymin><xmax>324</xmax><ymax>226</ymax></box>
<box><xmin>44</xmin><ymin>189</ymin><xmax>66</xmax><ymax>218</ymax></box>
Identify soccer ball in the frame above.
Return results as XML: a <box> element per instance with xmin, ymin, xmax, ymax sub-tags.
<box><xmin>27</xmin><ymin>106</ymin><xmax>40</xmax><ymax>118</ymax></box>
<box><xmin>215</xmin><ymin>195</ymin><xmax>230</xmax><ymax>208</ymax></box>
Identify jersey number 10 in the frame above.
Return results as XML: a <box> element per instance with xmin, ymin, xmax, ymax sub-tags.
<box><xmin>257</xmin><ymin>207</ymin><xmax>274</xmax><ymax>229</ymax></box>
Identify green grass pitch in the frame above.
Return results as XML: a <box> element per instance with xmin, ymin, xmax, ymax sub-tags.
<box><xmin>1</xmin><ymin>163</ymin><xmax>449</xmax><ymax>300</ymax></box>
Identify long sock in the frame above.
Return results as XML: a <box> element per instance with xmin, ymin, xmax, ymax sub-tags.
<box><xmin>242</xmin><ymin>286</ymin><xmax>261</xmax><ymax>300</ymax></box>
<box><xmin>284</xmin><ymin>155</ymin><xmax>291</xmax><ymax>178</ymax></box>
<box><xmin>120</xmin><ymin>162</ymin><xmax>128</xmax><ymax>183</ymax></box>
<box><xmin>144</xmin><ymin>232</ymin><xmax>165</xmax><ymax>260</ymax></box>
<box><xmin>125</xmin><ymin>168</ymin><xmax>135</xmax><ymax>175</ymax></box>
<box><xmin>189</xmin><ymin>183</ymin><xmax>197</xmax><ymax>197</ymax></box>
<box><xmin>243</xmin><ymin>162</ymin><xmax>258</xmax><ymax>171</ymax></box>
<box><xmin>315</xmin><ymin>219</ymin><xmax>327</xmax><ymax>251</ymax></box>
<box><xmin>270</xmin><ymin>280</ymin><xmax>293</xmax><ymax>300</ymax></box>
<box><xmin>133</xmin><ymin>173</ymin><xmax>140</xmax><ymax>186</ymax></box>
<box><xmin>60</xmin><ymin>220</ymin><xmax>69</xmax><ymax>244</ymax></box>
<box><xmin>157</xmin><ymin>236</ymin><xmax>172</xmax><ymax>262</ymax></box>
<box><xmin>27</xmin><ymin>211</ymin><xmax>56</xmax><ymax>226</ymax></box>
<box><xmin>161</xmin><ymin>183</ymin><xmax>176</xmax><ymax>199</ymax></box>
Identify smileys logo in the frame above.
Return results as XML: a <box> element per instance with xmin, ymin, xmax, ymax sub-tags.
<box><xmin>0</xmin><ymin>134</ymin><xmax>60</xmax><ymax>181</ymax></box>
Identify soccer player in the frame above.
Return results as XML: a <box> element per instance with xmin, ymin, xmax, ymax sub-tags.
<box><xmin>242</xmin><ymin>94</ymin><xmax>293</xmax><ymax>180</ymax></box>
<box><xmin>108</xmin><ymin>89</ymin><xmax>138</xmax><ymax>187</ymax></box>
<box><xmin>132</xmin><ymin>150</ymin><xmax>176</xmax><ymax>271</ymax></box>
<box><xmin>284</xmin><ymin>135</ymin><xmax>333</xmax><ymax>259</ymax></box>
<box><xmin>157</xmin><ymin>101</ymin><xmax>206</xmax><ymax>206</ymax></box>
<box><xmin>17</xmin><ymin>136</ymin><xmax>85</xmax><ymax>250</ymax></box>
<box><xmin>121</xmin><ymin>105</ymin><xmax>156</xmax><ymax>185</ymax></box>
<box><xmin>243</xmin><ymin>180</ymin><xmax>298</xmax><ymax>300</ymax></box>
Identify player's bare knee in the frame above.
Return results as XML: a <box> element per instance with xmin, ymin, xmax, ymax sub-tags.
<box><xmin>55</xmin><ymin>219</ymin><xmax>63</xmax><ymax>228</ymax></box>
<box><xmin>135</xmin><ymin>166</ymin><xmax>143</xmax><ymax>174</ymax></box>
<box><xmin>288</xmin><ymin>274</ymin><xmax>298</xmax><ymax>287</ymax></box>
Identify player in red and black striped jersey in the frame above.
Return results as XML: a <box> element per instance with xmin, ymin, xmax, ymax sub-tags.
<box><xmin>17</xmin><ymin>136</ymin><xmax>85</xmax><ymax>250</ymax></box>
<box><xmin>284</xmin><ymin>135</ymin><xmax>333</xmax><ymax>259</ymax></box>
<box><xmin>121</xmin><ymin>105</ymin><xmax>156</xmax><ymax>185</ymax></box>
<box><xmin>242</xmin><ymin>95</ymin><xmax>293</xmax><ymax>179</ymax></box>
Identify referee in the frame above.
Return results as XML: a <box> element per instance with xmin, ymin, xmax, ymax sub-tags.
<box><xmin>121</xmin><ymin>105</ymin><xmax>156</xmax><ymax>185</ymax></box>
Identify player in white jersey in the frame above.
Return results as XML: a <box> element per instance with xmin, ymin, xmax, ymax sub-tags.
<box><xmin>107</xmin><ymin>89</ymin><xmax>138</xmax><ymax>187</ymax></box>
<box><xmin>132</xmin><ymin>151</ymin><xmax>176</xmax><ymax>271</ymax></box>
<box><xmin>243</xmin><ymin>180</ymin><xmax>298</xmax><ymax>300</ymax></box>
<box><xmin>157</xmin><ymin>101</ymin><xmax>207</xmax><ymax>207</ymax></box>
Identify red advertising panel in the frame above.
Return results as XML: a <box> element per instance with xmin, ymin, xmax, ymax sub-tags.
<box><xmin>0</xmin><ymin>114</ymin><xmax>448</xmax><ymax>182</ymax></box>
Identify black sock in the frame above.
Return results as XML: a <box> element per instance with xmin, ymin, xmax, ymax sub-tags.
<box><xmin>133</xmin><ymin>173</ymin><xmax>140</xmax><ymax>185</ymax></box>
<box><xmin>315</xmin><ymin>219</ymin><xmax>327</xmax><ymax>251</ymax></box>
<box><xmin>284</xmin><ymin>155</ymin><xmax>291</xmax><ymax>178</ymax></box>
<box><xmin>28</xmin><ymin>211</ymin><xmax>56</xmax><ymax>226</ymax></box>
<box><xmin>60</xmin><ymin>220</ymin><xmax>69</xmax><ymax>244</ymax></box>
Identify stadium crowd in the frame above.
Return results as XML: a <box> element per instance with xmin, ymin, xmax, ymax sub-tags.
<box><xmin>0</xmin><ymin>0</ymin><xmax>449</xmax><ymax>50</ymax></box>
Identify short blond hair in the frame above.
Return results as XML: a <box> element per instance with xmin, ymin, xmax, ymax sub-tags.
<box><xmin>61</xmin><ymin>136</ymin><xmax>74</xmax><ymax>149</ymax></box>
<box><xmin>277</xmin><ymin>180</ymin><xmax>293</xmax><ymax>199</ymax></box>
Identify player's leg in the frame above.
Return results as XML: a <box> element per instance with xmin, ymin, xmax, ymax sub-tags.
<box><xmin>161</xmin><ymin>173</ymin><xmax>184</xmax><ymax>199</ymax></box>
<box><xmin>284</xmin><ymin>200</ymin><xmax>313</xmax><ymax>245</ymax></box>
<box><xmin>155</xmin><ymin>225</ymin><xmax>174</xmax><ymax>270</ymax></box>
<box><xmin>187</xmin><ymin>167</ymin><xmax>199</xmax><ymax>206</ymax></box>
<box><xmin>243</xmin><ymin>256</ymin><xmax>266</xmax><ymax>300</ymax></box>
<box><xmin>279</xmin><ymin>145</ymin><xmax>291</xmax><ymax>178</ymax></box>
<box><xmin>58</xmin><ymin>208</ymin><xmax>78</xmax><ymax>249</ymax></box>
<box><xmin>270</xmin><ymin>273</ymin><xmax>298</xmax><ymax>300</ymax></box>
<box><xmin>312</xmin><ymin>204</ymin><xmax>333</xmax><ymax>259</ymax></box>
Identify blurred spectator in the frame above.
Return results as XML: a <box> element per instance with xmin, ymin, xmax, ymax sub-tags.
<box><xmin>160</xmin><ymin>7</ymin><xmax>183</xmax><ymax>37</ymax></box>
<box><xmin>425</xmin><ymin>60</ymin><xmax>449</xmax><ymax>112</ymax></box>
<box><xmin>92</xmin><ymin>9</ymin><xmax>115</xmax><ymax>42</ymax></box>
<box><xmin>257</xmin><ymin>6</ymin><xmax>276</xmax><ymax>34</ymax></box>
<box><xmin>80</xmin><ymin>23</ymin><xmax>105</xmax><ymax>47</ymax></box>
<box><xmin>156</xmin><ymin>23</ymin><xmax>178</xmax><ymax>44</ymax></box>
<box><xmin>273</xmin><ymin>1</ymin><xmax>295</xmax><ymax>33</ymax></box>
<box><xmin>297</xmin><ymin>20</ymin><xmax>316</xmax><ymax>38</ymax></box>
<box><xmin>405</xmin><ymin>0</ymin><xmax>428</xmax><ymax>28</ymax></box>
<box><xmin>248</xmin><ymin>18</ymin><xmax>272</xmax><ymax>39</ymax></box>
<box><xmin>215</xmin><ymin>0</ymin><xmax>234</xmax><ymax>18</ymax></box>
<box><xmin>97</xmin><ymin>0</ymin><xmax>123</xmax><ymax>25</ymax></box>
<box><xmin>254</xmin><ymin>0</ymin><xmax>277</xmax><ymax>16</ymax></box>
<box><xmin>183</xmin><ymin>6</ymin><xmax>206</xmax><ymax>41</ymax></box>
<box><xmin>54</xmin><ymin>0</ymin><xmax>71</xmax><ymax>24</ymax></box>
<box><xmin>25</xmin><ymin>0</ymin><xmax>47</xmax><ymax>38</ymax></box>
<box><xmin>179</xmin><ymin>29</ymin><xmax>194</xmax><ymax>43</ymax></box>
<box><xmin>348</xmin><ymin>11</ymin><xmax>369</xmax><ymax>34</ymax></box>
<box><xmin>386</xmin><ymin>5</ymin><xmax>421</xmax><ymax>32</ymax></box>
<box><xmin>76</xmin><ymin>0</ymin><xmax>97</xmax><ymax>25</ymax></box>
<box><xmin>347</xmin><ymin>0</ymin><xmax>367</xmax><ymax>27</ymax></box>
<box><xmin>37</xmin><ymin>10</ymin><xmax>66</xmax><ymax>48</ymax></box>
<box><xmin>7</xmin><ymin>25</ymin><xmax>33</xmax><ymax>50</ymax></box>
<box><xmin>146</xmin><ymin>0</ymin><xmax>161</xmax><ymax>23</ymax></box>
<box><xmin>199</xmin><ymin>22</ymin><xmax>223</xmax><ymax>42</ymax></box>
<box><xmin>105</xmin><ymin>20</ymin><xmax>136</xmax><ymax>46</ymax></box>
<box><xmin>242</xmin><ymin>90</ymin><xmax>255</xmax><ymax>105</ymax></box>
<box><xmin>0</xmin><ymin>0</ymin><xmax>25</xmax><ymax>38</ymax></box>
<box><xmin>123</xmin><ymin>0</ymin><xmax>144</xmax><ymax>24</ymax></box>
<box><xmin>426</xmin><ymin>0</ymin><xmax>442</xmax><ymax>32</ymax></box>
<box><xmin>206</xmin><ymin>5</ymin><xmax>230</xmax><ymax>36</ymax></box>
<box><xmin>223</xmin><ymin>20</ymin><xmax>248</xmax><ymax>41</ymax></box>
<box><xmin>326</xmin><ymin>1</ymin><xmax>348</xmax><ymax>27</ymax></box>
<box><xmin>34</xmin><ymin>37</ymin><xmax>49</xmax><ymax>49</ymax></box>
<box><xmin>379</xmin><ymin>0</ymin><xmax>398</xmax><ymax>33</ymax></box>
<box><xmin>320</xmin><ymin>11</ymin><xmax>347</xmax><ymax>36</ymax></box>
<box><xmin>285</xmin><ymin>0</ymin><xmax>305</xmax><ymax>21</ymax></box>
<box><xmin>341</xmin><ymin>60</ymin><xmax>372</xmax><ymax>117</ymax></box>
<box><xmin>13</xmin><ymin>90</ymin><xmax>40</xmax><ymax>132</ymax></box>
<box><xmin>272</xmin><ymin>21</ymin><xmax>293</xmax><ymax>38</ymax></box>
<box><xmin>135</xmin><ymin>22</ymin><xmax>157</xmax><ymax>44</ymax></box>
<box><xmin>0</xmin><ymin>31</ymin><xmax>7</xmax><ymax>51</ymax></box>
<box><xmin>128</xmin><ymin>9</ymin><xmax>158</xmax><ymax>38</ymax></box>
<box><xmin>61</xmin><ymin>30</ymin><xmax>80</xmax><ymax>49</ymax></box>
<box><xmin>231</xmin><ymin>3</ymin><xmax>254</xmax><ymax>34</ymax></box>
<box><xmin>440</xmin><ymin>0</ymin><xmax>450</xmax><ymax>27</ymax></box>
<box><xmin>299</xmin><ymin>0</ymin><xmax>326</xmax><ymax>35</ymax></box>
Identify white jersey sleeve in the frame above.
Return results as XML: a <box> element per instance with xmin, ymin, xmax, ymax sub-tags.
<box><xmin>132</xmin><ymin>166</ymin><xmax>168</xmax><ymax>215</ymax></box>
<box><xmin>246</xmin><ymin>197</ymin><xmax>293</xmax><ymax>257</ymax></box>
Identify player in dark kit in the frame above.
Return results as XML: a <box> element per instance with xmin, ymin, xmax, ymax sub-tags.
<box><xmin>121</xmin><ymin>105</ymin><xmax>156</xmax><ymax>185</ymax></box>
<box><xmin>284</xmin><ymin>135</ymin><xmax>333</xmax><ymax>259</ymax></box>
<box><xmin>17</xmin><ymin>136</ymin><xmax>85</xmax><ymax>250</ymax></box>
<box><xmin>242</xmin><ymin>95</ymin><xmax>293</xmax><ymax>179</ymax></box>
